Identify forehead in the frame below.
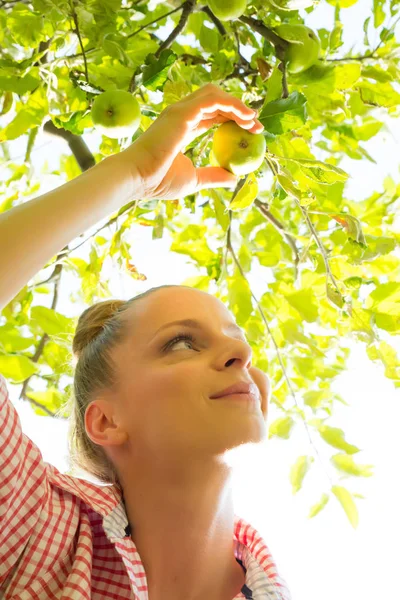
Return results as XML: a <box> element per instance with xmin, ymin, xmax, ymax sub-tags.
<box><xmin>125</xmin><ymin>287</ymin><xmax>237</xmax><ymax>336</ymax></box>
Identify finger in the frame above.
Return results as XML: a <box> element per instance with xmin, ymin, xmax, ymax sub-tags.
<box><xmin>193</xmin><ymin>83</ymin><xmax>257</xmax><ymax>120</ymax></box>
<box><xmin>184</xmin><ymin>98</ymin><xmax>256</xmax><ymax>128</ymax></box>
<box><xmin>195</xmin><ymin>166</ymin><xmax>238</xmax><ymax>191</ymax></box>
<box><xmin>194</xmin><ymin>114</ymin><xmax>230</xmax><ymax>137</ymax></box>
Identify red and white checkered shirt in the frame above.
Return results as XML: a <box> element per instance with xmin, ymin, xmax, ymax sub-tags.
<box><xmin>0</xmin><ymin>373</ymin><xmax>292</xmax><ymax>599</ymax></box>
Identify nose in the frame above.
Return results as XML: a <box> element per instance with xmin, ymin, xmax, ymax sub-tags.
<box><xmin>222</xmin><ymin>337</ymin><xmax>253</xmax><ymax>369</ymax></box>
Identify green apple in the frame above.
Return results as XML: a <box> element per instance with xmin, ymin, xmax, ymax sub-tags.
<box><xmin>211</xmin><ymin>120</ymin><xmax>266</xmax><ymax>176</ymax></box>
<box><xmin>274</xmin><ymin>24</ymin><xmax>320</xmax><ymax>74</ymax></box>
<box><xmin>91</xmin><ymin>90</ymin><xmax>141</xmax><ymax>139</ymax></box>
<box><xmin>206</xmin><ymin>0</ymin><xmax>247</xmax><ymax>21</ymax></box>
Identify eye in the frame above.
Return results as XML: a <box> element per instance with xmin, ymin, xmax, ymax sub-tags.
<box><xmin>163</xmin><ymin>332</ymin><xmax>196</xmax><ymax>352</ymax></box>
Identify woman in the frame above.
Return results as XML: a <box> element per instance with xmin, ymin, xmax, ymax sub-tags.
<box><xmin>0</xmin><ymin>84</ymin><xmax>291</xmax><ymax>599</ymax></box>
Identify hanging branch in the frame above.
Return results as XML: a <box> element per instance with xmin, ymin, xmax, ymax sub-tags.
<box><xmin>238</xmin><ymin>15</ymin><xmax>289</xmax><ymax>58</ymax></box>
<box><xmin>18</xmin><ymin>277</ymin><xmax>61</xmax><ymax>417</ymax></box>
<box><xmin>19</xmin><ymin>124</ymin><xmax>101</xmax><ymax>414</ymax></box>
<box><xmin>223</xmin><ymin>205</ymin><xmax>334</xmax><ymax>489</ymax></box>
<box><xmin>278</xmin><ymin>60</ymin><xmax>289</xmax><ymax>99</ymax></box>
<box><xmin>129</xmin><ymin>0</ymin><xmax>197</xmax><ymax>93</ymax></box>
<box><xmin>200</xmin><ymin>5</ymin><xmax>227</xmax><ymax>36</ymax></box>
<box><xmin>298</xmin><ymin>203</ymin><xmax>342</xmax><ymax>296</ymax></box>
<box><xmin>254</xmin><ymin>198</ymin><xmax>300</xmax><ymax>277</ymax></box>
<box><xmin>126</xmin><ymin>3</ymin><xmax>185</xmax><ymax>40</ymax></box>
<box><xmin>155</xmin><ymin>0</ymin><xmax>197</xmax><ymax>58</ymax></box>
<box><xmin>43</xmin><ymin>121</ymin><xmax>96</xmax><ymax>171</ymax></box>
<box><xmin>70</xmin><ymin>1</ymin><xmax>89</xmax><ymax>84</ymax></box>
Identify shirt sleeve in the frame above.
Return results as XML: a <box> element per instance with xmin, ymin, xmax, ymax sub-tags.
<box><xmin>0</xmin><ymin>373</ymin><xmax>48</xmax><ymax>582</ymax></box>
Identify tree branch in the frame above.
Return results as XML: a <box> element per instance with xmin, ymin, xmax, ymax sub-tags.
<box><xmin>43</xmin><ymin>121</ymin><xmax>96</xmax><ymax>171</ymax></box>
<box><xmin>298</xmin><ymin>203</ymin><xmax>342</xmax><ymax>296</ymax></box>
<box><xmin>238</xmin><ymin>15</ymin><xmax>289</xmax><ymax>60</ymax></box>
<box><xmin>129</xmin><ymin>0</ymin><xmax>197</xmax><ymax>93</ymax></box>
<box><xmin>254</xmin><ymin>198</ymin><xmax>300</xmax><ymax>277</ymax></box>
<box><xmin>223</xmin><ymin>206</ymin><xmax>333</xmax><ymax>488</ymax></box>
<box><xmin>19</xmin><ymin>122</ymin><xmax>99</xmax><ymax>415</ymax></box>
<box><xmin>278</xmin><ymin>60</ymin><xmax>289</xmax><ymax>99</ymax></box>
<box><xmin>70</xmin><ymin>2</ymin><xmax>89</xmax><ymax>84</ymax></box>
<box><xmin>155</xmin><ymin>0</ymin><xmax>197</xmax><ymax>58</ymax></box>
<box><xmin>18</xmin><ymin>278</ymin><xmax>61</xmax><ymax>417</ymax></box>
<box><xmin>126</xmin><ymin>4</ymin><xmax>185</xmax><ymax>40</ymax></box>
<box><xmin>200</xmin><ymin>5</ymin><xmax>226</xmax><ymax>36</ymax></box>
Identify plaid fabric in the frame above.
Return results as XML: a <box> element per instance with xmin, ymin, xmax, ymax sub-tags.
<box><xmin>0</xmin><ymin>374</ymin><xmax>292</xmax><ymax>599</ymax></box>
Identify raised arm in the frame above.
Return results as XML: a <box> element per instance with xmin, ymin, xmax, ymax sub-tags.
<box><xmin>0</xmin><ymin>154</ymin><xmax>135</xmax><ymax>311</ymax></box>
<box><xmin>0</xmin><ymin>84</ymin><xmax>262</xmax><ymax>312</ymax></box>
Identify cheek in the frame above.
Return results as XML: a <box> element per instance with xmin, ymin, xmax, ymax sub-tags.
<box><xmin>121</xmin><ymin>361</ymin><xmax>203</xmax><ymax>412</ymax></box>
<box><xmin>250</xmin><ymin>367</ymin><xmax>270</xmax><ymax>418</ymax></box>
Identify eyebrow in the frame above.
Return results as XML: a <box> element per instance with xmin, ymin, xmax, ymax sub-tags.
<box><xmin>152</xmin><ymin>318</ymin><xmax>245</xmax><ymax>340</ymax></box>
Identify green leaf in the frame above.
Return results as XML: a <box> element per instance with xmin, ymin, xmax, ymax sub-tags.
<box><xmin>259</xmin><ymin>91</ymin><xmax>307</xmax><ymax>135</ymax></box>
<box><xmin>0</xmin><ymin>72</ymin><xmax>40</xmax><ymax>95</ymax></box>
<box><xmin>286</xmin><ymin>289</ymin><xmax>318</xmax><ymax>322</ymax></box>
<box><xmin>276</xmin><ymin>173</ymin><xmax>301</xmax><ymax>200</ymax></box>
<box><xmin>373</xmin><ymin>0</ymin><xmax>386</xmax><ymax>27</ymax></box>
<box><xmin>366</xmin><ymin>282</ymin><xmax>400</xmax><ymax>316</ymax></box>
<box><xmin>268</xmin><ymin>415</ymin><xmax>295</xmax><ymax>439</ymax></box>
<box><xmin>199</xmin><ymin>24</ymin><xmax>220</xmax><ymax>53</ymax></box>
<box><xmin>0</xmin><ymin>86</ymin><xmax>48</xmax><ymax>142</ymax></box>
<box><xmin>318</xmin><ymin>424</ymin><xmax>360</xmax><ymax>454</ymax></box>
<box><xmin>326</xmin><ymin>0</ymin><xmax>358</xmax><ymax>6</ymax></box>
<box><xmin>331</xmin><ymin>453</ymin><xmax>374</xmax><ymax>477</ymax></box>
<box><xmin>308</xmin><ymin>493</ymin><xmax>330</xmax><ymax>518</ymax></box>
<box><xmin>358</xmin><ymin>81</ymin><xmax>400</xmax><ymax>107</ymax></box>
<box><xmin>25</xmin><ymin>388</ymin><xmax>65</xmax><ymax>415</ymax></box>
<box><xmin>290</xmin><ymin>455</ymin><xmax>315</xmax><ymax>494</ymax></box>
<box><xmin>227</xmin><ymin>276</ymin><xmax>253</xmax><ymax>326</ymax></box>
<box><xmin>282</xmin><ymin>157</ymin><xmax>349</xmax><ymax>185</ymax></box>
<box><xmin>142</xmin><ymin>49</ymin><xmax>177</xmax><ymax>91</ymax></box>
<box><xmin>0</xmin><ymin>354</ymin><xmax>39</xmax><ymax>383</ymax></box>
<box><xmin>7</xmin><ymin>5</ymin><xmax>52</xmax><ymax>48</ymax></box>
<box><xmin>229</xmin><ymin>173</ymin><xmax>259</xmax><ymax>211</ymax></box>
<box><xmin>31</xmin><ymin>306</ymin><xmax>74</xmax><ymax>336</ymax></box>
<box><xmin>331</xmin><ymin>213</ymin><xmax>367</xmax><ymax>246</ymax></box>
<box><xmin>332</xmin><ymin>485</ymin><xmax>359</xmax><ymax>528</ymax></box>
<box><xmin>0</xmin><ymin>91</ymin><xmax>13</xmax><ymax>116</ymax></box>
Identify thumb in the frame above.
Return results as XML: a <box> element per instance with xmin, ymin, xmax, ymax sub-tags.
<box><xmin>195</xmin><ymin>166</ymin><xmax>238</xmax><ymax>191</ymax></box>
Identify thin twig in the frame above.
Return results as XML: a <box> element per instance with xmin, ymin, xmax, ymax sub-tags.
<box><xmin>129</xmin><ymin>0</ymin><xmax>197</xmax><ymax>92</ymax></box>
<box><xmin>200</xmin><ymin>5</ymin><xmax>226</xmax><ymax>36</ymax></box>
<box><xmin>224</xmin><ymin>209</ymin><xmax>334</xmax><ymax>489</ymax></box>
<box><xmin>238</xmin><ymin>15</ymin><xmax>289</xmax><ymax>60</ymax></box>
<box><xmin>155</xmin><ymin>0</ymin><xmax>197</xmax><ymax>58</ymax></box>
<box><xmin>254</xmin><ymin>198</ymin><xmax>299</xmax><ymax>277</ymax></box>
<box><xmin>70</xmin><ymin>1</ymin><xmax>89</xmax><ymax>84</ymax></box>
<box><xmin>126</xmin><ymin>3</ymin><xmax>185</xmax><ymax>40</ymax></box>
<box><xmin>19</xmin><ymin>278</ymin><xmax>61</xmax><ymax>417</ymax></box>
<box><xmin>278</xmin><ymin>60</ymin><xmax>289</xmax><ymax>99</ymax></box>
<box><xmin>298</xmin><ymin>204</ymin><xmax>342</xmax><ymax>295</ymax></box>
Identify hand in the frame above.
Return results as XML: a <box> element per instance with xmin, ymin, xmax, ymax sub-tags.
<box><xmin>120</xmin><ymin>83</ymin><xmax>264</xmax><ymax>201</ymax></box>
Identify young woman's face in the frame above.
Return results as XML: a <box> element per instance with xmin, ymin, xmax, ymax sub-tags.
<box><xmin>94</xmin><ymin>287</ymin><xmax>270</xmax><ymax>467</ymax></box>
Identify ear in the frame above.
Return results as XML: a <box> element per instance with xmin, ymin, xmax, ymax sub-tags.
<box><xmin>85</xmin><ymin>399</ymin><xmax>128</xmax><ymax>447</ymax></box>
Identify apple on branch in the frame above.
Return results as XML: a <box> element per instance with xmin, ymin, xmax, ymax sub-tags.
<box><xmin>211</xmin><ymin>120</ymin><xmax>266</xmax><ymax>176</ymax></box>
<box><xmin>206</xmin><ymin>0</ymin><xmax>248</xmax><ymax>21</ymax></box>
<box><xmin>91</xmin><ymin>90</ymin><xmax>141</xmax><ymax>139</ymax></box>
<box><xmin>274</xmin><ymin>23</ymin><xmax>321</xmax><ymax>74</ymax></box>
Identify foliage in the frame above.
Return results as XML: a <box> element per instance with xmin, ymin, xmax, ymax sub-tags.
<box><xmin>0</xmin><ymin>0</ymin><xmax>399</xmax><ymax>528</ymax></box>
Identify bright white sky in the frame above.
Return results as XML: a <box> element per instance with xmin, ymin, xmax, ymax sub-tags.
<box><xmin>2</xmin><ymin>2</ymin><xmax>400</xmax><ymax>599</ymax></box>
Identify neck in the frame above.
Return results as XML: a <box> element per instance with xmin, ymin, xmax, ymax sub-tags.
<box><xmin>119</xmin><ymin>456</ymin><xmax>246</xmax><ymax>600</ymax></box>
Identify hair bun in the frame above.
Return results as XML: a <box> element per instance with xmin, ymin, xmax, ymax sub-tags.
<box><xmin>72</xmin><ymin>299</ymin><xmax>126</xmax><ymax>360</ymax></box>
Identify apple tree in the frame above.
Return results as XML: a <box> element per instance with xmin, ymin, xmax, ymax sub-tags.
<box><xmin>0</xmin><ymin>0</ymin><xmax>399</xmax><ymax>528</ymax></box>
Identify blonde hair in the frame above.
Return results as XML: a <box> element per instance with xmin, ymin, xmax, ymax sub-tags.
<box><xmin>66</xmin><ymin>284</ymin><xmax>191</xmax><ymax>484</ymax></box>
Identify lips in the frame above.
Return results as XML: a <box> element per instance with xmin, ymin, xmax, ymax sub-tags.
<box><xmin>210</xmin><ymin>381</ymin><xmax>258</xmax><ymax>399</ymax></box>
